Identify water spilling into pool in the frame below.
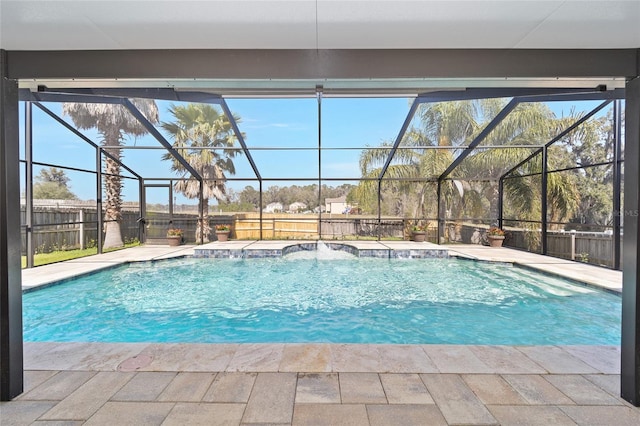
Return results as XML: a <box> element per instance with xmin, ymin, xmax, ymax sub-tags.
<box><xmin>22</xmin><ymin>257</ymin><xmax>621</xmax><ymax>344</ymax></box>
<box><xmin>285</xmin><ymin>240</ymin><xmax>356</xmax><ymax>260</ymax></box>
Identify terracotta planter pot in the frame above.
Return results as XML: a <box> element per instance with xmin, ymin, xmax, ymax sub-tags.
<box><xmin>167</xmin><ymin>236</ymin><xmax>182</xmax><ymax>247</ymax></box>
<box><xmin>412</xmin><ymin>232</ymin><xmax>426</xmax><ymax>243</ymax></box>
<box><xmin>488</xmin><ymin>235</ymin><xmax>505</xmax><ymax>247</ymax></box>
<box><xmin>216</xmin><ymin>231</ymin><xmax>230</xmax><ymax>242</ymax></box>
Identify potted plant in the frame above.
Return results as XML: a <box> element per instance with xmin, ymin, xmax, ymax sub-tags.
<box><xmin>215</xmin><ymin>224</ymin><xmax>231</xmax><ymax>242</ymax></box>
<box><xmin>411</xmin><ymin>224</ymin><xmax>427</xmax><ymax>243</ymax></box>
<box><xmin>486</xmin><ymin>226</ymin><xmax>506</xmax><ymax>247</ymax></box>
<box><xmin>166</xmin><ymin>228</ymin><xmax>183</xmax><ymax>247</ymax></box>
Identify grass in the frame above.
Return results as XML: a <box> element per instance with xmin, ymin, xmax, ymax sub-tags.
<box><xmin>22</xmin><ymin>241</ymin><xmax>140</xmax><ymax>268</ymax></box>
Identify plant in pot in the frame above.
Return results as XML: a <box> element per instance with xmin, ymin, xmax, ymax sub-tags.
<box><xmin>486</xmin><ymin>226</ymin><xmax>506</xmax><ymax>247</ymax></box>
<box><xmin>412</xmin><ymin>224</ymin><xmax>427</xmax><ymax>242</ymax></box>
<box><xmin>215</xmin><ymin>224</ymin><xmax>231</xmax><ymax>242</ymax></box>
<box><xmin>166</xmin><ymin>228</ymin><xmax>183</xmax><ymax>247</ymax></box>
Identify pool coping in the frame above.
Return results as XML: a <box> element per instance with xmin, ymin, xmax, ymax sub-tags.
<box><xmin>21</xmin><ymin>242</ymin><xmax>622</xmax><ymax>294</ymax></box>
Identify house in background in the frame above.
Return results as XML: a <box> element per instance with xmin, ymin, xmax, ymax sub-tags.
<box><xmin>288</xmin><ymin>201</ymin><xmax>307</xmax><ymax>213</ymax></box>
<box><xmin>262</xmin><ymin>202</ymin><xmax>283</xmax><ymax>213</ymax></box>
<box><xmin>325</xmin><ymin>196</ymin><xmax>349</xmax><ymax>214</ymax></box>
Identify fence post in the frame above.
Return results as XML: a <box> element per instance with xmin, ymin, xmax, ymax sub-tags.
<box><xmin>570</xmin><ymin>230</ymin><xmax>576</xmax><ymax>260</ymax></box>
<box><xmin>79</xmin><ymin>209</ymin><xmax>85</xmax><ymax>250</ymax></box>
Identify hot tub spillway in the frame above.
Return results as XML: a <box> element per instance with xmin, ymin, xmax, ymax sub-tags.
<box><xmin>285</xmin><ymin>241</ymin><xmax>356</xmax><ymax>260</ymax></box>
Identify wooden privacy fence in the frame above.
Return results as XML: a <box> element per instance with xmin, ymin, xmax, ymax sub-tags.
<box><xmin>21</xmin><ymin>206</ymin><xmax>619</xmax><ymax>268</ymax></box>
<box><xmin>231</xmin><ymin>213</ymin><xmax>407</xmax><ymax>240</ymax></box>
<box><xmin>457</xmin><ymin>223</ymin><xmax>619</xmax><ymax>268</ymax></box>
<box><xmin>21</xmin><ymin>207</ymin><xmax>139</xmax><ymax>254</ymax></box>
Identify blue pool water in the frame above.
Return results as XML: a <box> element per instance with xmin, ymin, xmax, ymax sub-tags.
<box><xmin>23</xmin><ymin>257</ymin><xmax>621</xmax><ymax>345</ymax></box>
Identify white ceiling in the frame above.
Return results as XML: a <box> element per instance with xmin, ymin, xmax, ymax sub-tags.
<box><xmin>1</xmin><ymin>0</ymin><xmax>639</xmax><ymax>50</ymax></box>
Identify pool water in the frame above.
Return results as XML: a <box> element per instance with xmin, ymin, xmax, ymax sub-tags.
<box><xmin>23</xmin><ymin>257</ymin><xmax>621</xmax><ymax>344</ymax></box>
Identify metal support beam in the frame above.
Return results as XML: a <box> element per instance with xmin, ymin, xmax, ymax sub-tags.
<box><xmin>439</xmin><ymin>98</ymin><xmax>519</xmax><ymax>181</ymax></box>
<box><xmin>122</xmin><ymin>99</ymin><xmax>203</xmax><ymax>182</ymax></box>
<box><xmin>377</xmin><ymin>180</ymin><xmax>382</xmax><ymax>241</ymax></box>
<box><xmin>139</xmin><ymin>179</ymin><xmax>146</xmax><ymax>244</ymax></box>
<box><xmin>317</xmin><ymin>86</ymin><xmax>322</xmax><ymax>240</ymax></box>
<box><xmin>501</xmin><ymin>101</ymin><xmax>612</xmax><ymax>179</ymax></box>
<box><xmin>418</xmin><ymin>87</ymin><xmax>625</xmax><ymax>103</ymax></box>
<box><xmin>33</xmin><ymin>102</ymin><xmax>141</xmax><ymax>179</ymax></box>
<box><xmin>436</xmin><ymin>181</ymin><xmax>443</xmax><ymax>244</ymax></box>
<box><xmin>378</xmin><ymin>98</ymin><xmax>420</xmax><ymax>180</ymax></box>
<box><xmin>621</xmin><ymin>77</ymin><xmax>640</xmax><ymax>406</ymax></box>
<box><xmin>0</xmin><ymin>49</ymin><xmax>24</xmax><ymax>401</ymax></box>
<box><xmin>259</xmin><ymin>181</ymin><xmax>263</xmax><ymax>240</ymax></box>
<box><xmin>96</xmin><ymin>148</ymin><xmax>103</xmax><ymax>254</ymax></box>
<box><xmin>541</xmin><ymin>146</ymin><xmax>548</xmax><ymax>255</ymax></box>
<box><xmin>217</xmin><ymin>99</ymin><xmax>261</xmax><ymax>181</ymax></box>
<box><xmin>25</xmin><ymin>102</ymin><xmax>34</xmax><ymax>268</ymax></box>
<box><xmin>498</xmin><ymin>178</ymin><xmax>504</xmax><ymax>231</ymax></box>
<box><xmin>613</xmin><ymin>100</ymin><xmax>623</xmax><ymax>270</ymax></box>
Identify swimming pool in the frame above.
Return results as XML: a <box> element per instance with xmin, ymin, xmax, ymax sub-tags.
<box><xmin>23</xmin><ymin>257</ymin><xmax>621</xmax><ymax>345</ymax></box>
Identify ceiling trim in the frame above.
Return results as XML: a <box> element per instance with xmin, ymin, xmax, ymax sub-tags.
<box><xmin>7</xmin><ymin>49</ymin><xmax>639</xmax><ymax>86</ymax></box>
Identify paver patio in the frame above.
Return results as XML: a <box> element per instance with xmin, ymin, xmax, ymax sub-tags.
<box><xmin>3</xmin><ymin>243</ymin><xmax>634</xmax><ymax>425</ymax></box>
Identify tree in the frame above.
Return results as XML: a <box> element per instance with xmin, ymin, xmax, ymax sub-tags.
<box><xmin>161</xmin><ymin>103</ymin><xmax>242</xmax><ymax>243</ymax></box>
<box><xmin>63</xmin><ymin>99</ymin><xmax>159</xmax><ymax>249</ymax></box>
<box><xmin>352</xmin><ymin>99</ymin><xmax>581</xmax><ymax>243</ymax></box>
<box><xmin>33</xmin><ymin>167</ymin><xmax>77</xmax><ymax>200</ymax></box>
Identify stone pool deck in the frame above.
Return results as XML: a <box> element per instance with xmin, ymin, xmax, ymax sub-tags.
<box><xmin>7</xmin><ymin>242</ymin><xmax>632</xmax><ymax>425</ymax></box>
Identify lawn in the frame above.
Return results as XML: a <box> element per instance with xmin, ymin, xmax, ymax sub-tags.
<box><xmin>22</xmin><ymin>241</ymin><xmax>140</xmax><ymax>268</ymax></box>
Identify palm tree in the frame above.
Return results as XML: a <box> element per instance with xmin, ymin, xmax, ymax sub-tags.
<box><xmin>354</xmin><ymin>99</ymin><xmax>581</xmax><ymax>244</ymax></box>
<box><xmin>355</xmin><ymin>101</ymin><xmax>477</xmax><ymax>222</ymax></box>
<box><xmin>161</xmin><ymin>103</ymin><xmax>242</xmax><ymax>243</ymax></box>
<box><xmin>63</xmin><ymin>99</ymin><xmax>159</xmax><ymax>249</ymax></box>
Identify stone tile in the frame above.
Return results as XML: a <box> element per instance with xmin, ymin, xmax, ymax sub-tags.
<box><xmin>545</xmin><ymin>375</ymin><xmax>622</xmax><ymax>405</ymax></box>
<box><xmin>518</xmin><ymin>346</ymin><xmax>599</xmax><ymax>374</ymax></box>
<box><xmin>470</xmin><ymin>346</ymin><xmax>547</xmax><ymax>374</ymax></box>
<box><xmin>84</xmin><ymin>402</ymin><xmax>174</xmax><ymax>425</ymax></box>
<box><xmin>462</xmin><ymin>374</ymin><xmax>528</xmax><ymax>405</ymax></box>
<box><xmin>32</xmin><ymin>420</ymin><xmax>84</xmax><ymax>425</ymax></box>
<box><xmin>26</xmin><ymin>342</ymin><xmax>148</xmax><ymax>371</ymax></box>
<box><xmin>421</xmin><ymin>374</ymin><xmax>497</xmax><ymax>425</ymax></box>
<box><xmin>40</xmin><ymin>372</ymin><xmax>134</xmax><ymax>421</ymax></box>
<box><xmin>292</xmin><ymin>404</ymin><xmax>369</xmax><ymax>426</ymax></box>
<box><xmin>22</xmin><ymin>370</ymin><xmax>59</xmax><ymax>394</ymax></box>
<box><xmin>560</xmin><ymin>405</ymin><xmax>640</xmax><ymax>426</ymax></box>
<box><xmin>70</xmin><ymin>343</ymin><xmax>150</xmax><ymax>370</ymax></box>
<box><xmin>202</xmin><ymin>372</ymin><xmax>257</xmax><ymax>403</ymax></box>
<box><xmin>242</xmin><ymin>372</ymin><xmax>297</xmax><ymax>423</ymax></box>
<box><xmin>19</xmin><ymin>371</ymin><xmax>96</xmax><ymax>401</ymax></box>
<box><xmin>379</xmin><ymin>373</ymin><xmax>434</xmax><ymax>404</ymax></box>
<box><xmin>296</xmin><ymin>373</ymin><xmax>341</xmax><ymax>403</ymax></box>
<box><xmin>583</xmin><ymin>374</ymin><xmax>620</xmax><ymax>397</ymax></box>
<box><xmin>280</xmin><ymin>344</ymin><xmax>332</xmax><ymax>372</ymax></box>
<box><xmin>367</xmin><ymin>404</ymin><xmax>448</xmax><ymax>426</ymax></box>
<box><xmin>339</xmin><ymin>373</ymin><xmax>387</xmax><ymax>404</ymax></box>
<box><xmin>227</xmin><ymin>343</ymin><xmax>284</xmax><ymax>372</ymax></box>
<box><xmin>563</xmin><ymin>346</ymin><xmax>621</xmax><ymax>374</ymax></box>
<box><xmin>376</xmin><ymin>345</ymin><xmax>438</xmax><ymax>373</ymax></box>
<box><xmin>157</xmin><ymin>372</ymin><xmax>216</xmax><ymax>402</ymax></box>
<box><xmin>422</xmin><ymin>345</ymin><xmax>492</xmax><ymax>373</ymax></box>
<box><xmin>331</xmin><ymin>344</ymin><xmax>383</xmax><ymax>372</ymax></box>
<box><xmin>488</xmin><ymin>405</ymin><xmax>577</xmax><ymax>425</ymax></box>
<box><xmin>140</xmin><ymin>343</ymin><xmax>237</xmax><ymax>372</ymax></box>
<box><xmin>23</xmin><ymin>343</ymin><xmax>63</xmax><ymax>368</ymax></box>
<box><xmin>502</xmin><ymin>374</ymin><xmax>575</xmax><ymax>405</ymax></box>
<box><xmin>0</xmin><ymin>401</ymin><xmax>57</xmax><ymax>425</ymax></box>
<box><xmin>162</xmin><ymin>402</ymin><xmax>246</xmax><ymax>425</ymax></box>
<box><xmin>23</xmin><ymin>342</ymin><xmax>95</xmax><ymax>370</ymax></box>
<box><xmin>112</xmin><ymin>372</ymin><xmax>176</xmax><ymax>401</ymax></box>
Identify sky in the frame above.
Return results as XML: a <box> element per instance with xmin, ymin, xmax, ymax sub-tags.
<box><xmin>19</xmin><ymin>97</ymin><xmax>609</xmax><ymax>205</ymax></box>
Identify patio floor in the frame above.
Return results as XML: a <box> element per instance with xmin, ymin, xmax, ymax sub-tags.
<box><xmin>5</xmin><ymin>242</ymin><xmax>634</xmax><ymax>425</ymax></box>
